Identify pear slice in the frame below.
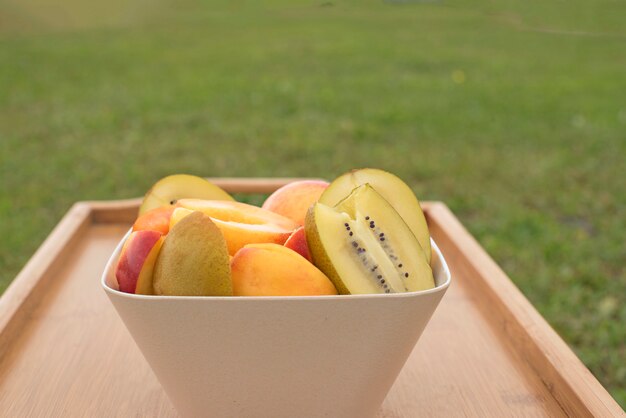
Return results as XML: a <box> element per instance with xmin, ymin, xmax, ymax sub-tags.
<box><xmin>319</xmin><ymin>168</ymin><xmax>431</xmax><ymax>264</ymax></box>
<box><xmin>306</xmin><ymin>184</ymin><xmax>434</xmax><ymax>295</ymax></box>
<box><xmin>153</xmin><ymin>211</ymin><xmax>232</xmax><ymax>296</ymax></box>
<box><xmin>139</xmin><ymin>174</ymin><xmax>234</xmax><ymax>215</ymax></box>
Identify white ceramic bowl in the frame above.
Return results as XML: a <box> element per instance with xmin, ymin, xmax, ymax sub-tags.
<box><xmin>102</xmin><ymin>231</ymin><xmax>451</xmax><ymax>418</ymax></box>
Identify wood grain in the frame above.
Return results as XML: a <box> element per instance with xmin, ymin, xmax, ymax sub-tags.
<box><xmin>0</xmin><ymin>183</ymin><xmax>621</xmax><ymax>417</ymax></box>
<box><xmin>0</xmin><ymin>202</ymin><xmax>92</xmax><ymax>359</ymax></box>
<box><xmin>425</xmin><ymin>202</ymin><xmax>624</xmax><ymax>417</ymax></box>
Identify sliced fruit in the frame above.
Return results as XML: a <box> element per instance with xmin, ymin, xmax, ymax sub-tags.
<box><xmin>139</xmin><ymin>174</ymin><xmax>233</xmax><ymax>215</ymax></box>
<box><xmin>132</xmin><ymin>206</ymin><xmax>175</xmax><ymax>235</ymax></box>
<box><xmin>115</xmin><ymin>230</ymin><xmax>164</xmax><ymax>295</ymax></box>
<box><xmin>176</xmin><ymin>199</ymin><xmax>298</xmax><ymax>255</ymax></box>
<box><xmin>231</xmin><ymin>243</ymin><xmax>337</xmax><ymax>296</ymax></box>
<box><xmin>261</xmin><ymin>180</ymin><xmax>329</xmax><ymax>226</ymax></box>
<box><xmin>319</xmin><ymin>168</ymin><xmax>431</xmax><ymax>263</ymax></box>
<box><xmin>306</xmin><ymin>184</ymin><xmax>434</xmax><ymax>295</ymax></box>
<box><xmin>169</xmin><ymin>207</ymin><xmax>194</xmax><ymax>231</ymax></box>
<box><xmin>135</xmin><ymin>238</ymin><xmax>164</xmax><ymax>295</ymax></box>
<box><xmin>284</xmin><ymin>226</ymin><xmax>312</xmax><ymax>262</ymax></box>
<box><xmin>153</xmin><ymin>211</ymin><xmax>232</xmax><ymax>296</ymax></box>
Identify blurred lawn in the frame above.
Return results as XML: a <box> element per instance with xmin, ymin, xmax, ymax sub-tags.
<box><xmin>1</xmin><ymin>0</ymin><xmax>624</xmax><ymax>407</ymax></box>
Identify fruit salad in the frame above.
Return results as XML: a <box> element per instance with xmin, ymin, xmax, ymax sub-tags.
<box><xmin>114</xmin><ymin>169</ymin><xmax>435</xmax><ymax>296</ymax></box>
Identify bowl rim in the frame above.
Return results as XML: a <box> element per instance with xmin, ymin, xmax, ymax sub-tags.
<box><xmin>102</xmin><ymin>229</ymin><xmax>451</xmax><ymax>301</ymax></box>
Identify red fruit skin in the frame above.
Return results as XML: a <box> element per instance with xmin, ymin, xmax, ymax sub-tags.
<box><xmin>115</xmin><ymin>230</ymin><xmax>162</xmax><ymax>293</ymax></box>
<box><xmin>262</xmin><ymin>180</ymin><xmax>329</xmax><ymax>226</ymax></box>
<box><xmin>284</xmin><ymin>227</ymin><xmax>312</xmax><ymax>263</ymax></box>
<box><xmin>132</xmin><ymin>206</ymin><xmax>175</xmax><ymax>235</ymax></box>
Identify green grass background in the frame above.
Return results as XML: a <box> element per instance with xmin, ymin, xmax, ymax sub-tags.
<box><xmin>1</xmin><ymin>0</ymin><xmax>624</xmax><ymax>407</ymax></box>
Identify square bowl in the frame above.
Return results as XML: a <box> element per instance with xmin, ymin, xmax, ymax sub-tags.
<box><xmin>102</xmin><ymin>231</ymin><xmax>451</xmax><ymax>418</ymax></box>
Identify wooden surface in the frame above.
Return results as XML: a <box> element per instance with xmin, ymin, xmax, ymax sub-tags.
<box><xmin>0</xmin><ymin>179</ymin><xmax>622</xmax><ymax>417</ymax></box>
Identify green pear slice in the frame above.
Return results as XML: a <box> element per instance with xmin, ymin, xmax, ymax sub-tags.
<box><xmin>153</xmin><ymin>211</ymin><xmax>232</xmax><ymax>296</ymax></box>
<box><xmin>139</xmin><ymin>174</ymin><xmax>234</xmax><ymax>215</ymax></box>
<box><xmin>319</xmin><ymin>168</ymin><xmax>431</xmax><ymax>264</ymax></box>
<box><xmin>306</xmin><ymin>184</ymin><xmax>434</xmax><ymax>295</ymax></box>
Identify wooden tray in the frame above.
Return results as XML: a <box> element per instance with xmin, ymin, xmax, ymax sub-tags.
<box><xmin>0</xmin><ymin>178</ymin><xmax>622</xmax><ymax>417</ymax></box>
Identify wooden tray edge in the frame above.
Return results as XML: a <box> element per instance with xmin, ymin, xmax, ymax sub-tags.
<box><xmin>426</xmin><ymin>202</ymin><xmax>623</xmax><ymax>417</ymax></box>
<box><xmin>0</xmin><ymin>202</ymin><xmax>93</xmax><ymax>357</ymax></box>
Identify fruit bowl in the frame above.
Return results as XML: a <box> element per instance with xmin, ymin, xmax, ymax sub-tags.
<box><xmin>102</xmin><ymin>230</ymin><xmax>451</xmax><ymax>418</ymax></box>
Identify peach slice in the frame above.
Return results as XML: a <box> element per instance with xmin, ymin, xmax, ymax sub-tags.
<box><xmin>261</xmin><ymin>180</ymin><xmax>329</xmax><ymax>226</ymax></box>
<box><xmin>176</xmin><ymin>199</ymin><xmax>298</xmax><ymax>255</ymax></box>
<box><xmin>231</xmin><ymin>243</ymin><xmax>337</xmax><ymax>296</ymax></box>
<box><xmin>115</xmin><ymin>230</ymin><xmax>164</xmax><ymax>294</ymax></box>
<box><xmin>139</xmin><ymin>174</ymin><xmax>234</xmax><ymax>215</ymax></box>
<box><xmin>284</xmin><ymin>226</ymin><xmax>312</xmax><ymax>262</ymax></box>
<box><xmin>132</xmin><ymin>206</ymin><xmax>175</xmax><ymax>235</ymax></box>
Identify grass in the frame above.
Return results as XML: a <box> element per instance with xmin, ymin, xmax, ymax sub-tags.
<box><xmin>1</xmin><ymin>0</ymin><xmax>624</xmax><ymax>408</ymax></box>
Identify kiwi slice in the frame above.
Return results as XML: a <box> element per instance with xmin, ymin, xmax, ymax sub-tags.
<box><xmin>306</xmin><ymin>184</ymin><xmax>434</xmax><ymax>295</ymax></box>
<box><xmin>319</xmin><ymin>168</ymin><xmax>431</xmax><ymax>264</ymax></box>
<box><xmin>139</xmin><ymin>174</ymin><xmax>234</xmax><ymax>215</ymax></box>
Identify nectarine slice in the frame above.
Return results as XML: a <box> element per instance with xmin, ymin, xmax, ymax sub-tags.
<box><xmin>115</xmin><ymin>230</ymin><xmax>164</xmax><ymax>294</ymax></box>
<box><xmin>262</xmin><ymin>180</ymin><xmax>329</xmax><ymax>226</ymax></box>
<box><xmin>133</xmin><ymin>206</ymin><xmax>175</xmax><ymax>235</ymax></box>
<box><xmin>231</xmin><ymin>243</ymin><xmax>337</xmax><ymax>296</ymax></box>
<box><xmin>284</xmin><ymin>226</ymin><xmax>312</xmax><ymax>262</ymax></box>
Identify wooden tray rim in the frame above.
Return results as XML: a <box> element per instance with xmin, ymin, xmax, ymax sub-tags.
<box><xmin>0</xmin><ymin>177</ymin><xmax>621</xmax><ymax>417</ymax></box>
